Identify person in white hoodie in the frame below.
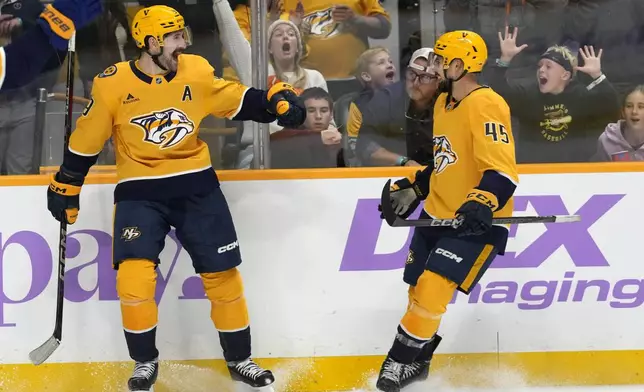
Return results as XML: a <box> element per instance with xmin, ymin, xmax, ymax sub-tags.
<box><xmin>213</xmin><ymin>0</ymin><xmax>339</xmax><ymax>168</ymax></box>
<box><xmin>595</xmin><ymin>85</ymin><xmax>644</xmax><ymax>162</ymax></box>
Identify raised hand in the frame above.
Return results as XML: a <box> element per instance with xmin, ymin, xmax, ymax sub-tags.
<box><xmin>497</xmin><ymin>26</ymin><xmax>528</xmax><ymax>63</ymax></box>
<box><xmin>575</xmin><ymin>45</ymin><xmax>603</xmax><ymax>79</ymax></box>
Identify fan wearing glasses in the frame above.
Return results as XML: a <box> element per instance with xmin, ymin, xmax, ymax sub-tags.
<box><xmin>354</xmin><ymin>47</ymin><xmax>442</xmax><ymax>167</ymax></box>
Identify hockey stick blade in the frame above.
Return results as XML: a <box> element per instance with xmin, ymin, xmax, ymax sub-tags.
<box><xmin>380</xmin><ymin>179</ymin><xmax>581</xmax><ymax>227</ymax></box>
<box><xmin>29</xmin><ymin>335</ymin><xmax>60</xmax><ymax>365</ymax></box>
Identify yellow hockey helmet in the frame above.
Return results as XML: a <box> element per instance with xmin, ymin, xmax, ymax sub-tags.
<box><xmin>434</xmin><ymin>30</ymin><xmax>488</xmax><ymax>74</ymax></box>
<box><xmin>131</xmin><ymin>5</ymin><xmax>192</xmax><ymax>49</ymax></box>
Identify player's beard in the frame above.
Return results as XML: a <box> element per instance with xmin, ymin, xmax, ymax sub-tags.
<box><xmin>159</xmin><ymin>49</ymin><xmax>183</xmax><ymax>72</ymax></box>
<box><xmin>438</xmin><ymin>78</ymin><xmax>452</xmax><ymax>94</ymax></box>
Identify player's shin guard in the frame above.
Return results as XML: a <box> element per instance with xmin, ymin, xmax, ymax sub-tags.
<box><xmin>201</xmin><ymin>268</ymin><xmax>251</xmax><ymax>362</ymax></box>
<box><xmin>117</xmin><ymin>259</ymin><xmax>159</xmax><ymax>363</ymax></box>
<box><xmin>201</xmin><ymin>268</ymin><xmax>274</xmax><ymax>388</ymax></box>
<box><xmin>392</xmin><ymin>271</ymin><xmax>456</xmax><ymax>364</ymax></box>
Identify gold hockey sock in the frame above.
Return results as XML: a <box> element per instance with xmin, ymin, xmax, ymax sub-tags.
<box><xmin>117</xmin><ymin>259</ymin><xmax>159</xmax><ymax>362</ymax></box>
<box><xmin>201</xmin><ymin>268</ymin><xmax>251</xmax><ymax>362</ymax></box>
<box><xmin>401</xmin><ymin>270</ymin><xmax>457</xmax><ymax>340</ymax></box>
<box><xmin>389</xmin><ymin>271</ymin><xmax>457</xmax><ymax>364</ymax></box>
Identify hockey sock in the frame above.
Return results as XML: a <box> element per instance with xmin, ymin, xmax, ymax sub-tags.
<box><xmin>416</xmin><ymin>334</ymin><xmax>443</xmax><ymax>362</ymax></box>
<box><xmin>388</xmin><ymin>325</ymin><xmax>426</xmax><ymax>364</ymax></box>
<box><xmin>219</xmin><ymin>327</ymin><xmax>252</xmax><ymax>364</ymax></box>
<box><xmin>117</xmin><ymin>259</ymin><xmax>159</xmax><ymax>362</ymax></box>
<box><xmin>201</xmin><ymin>268</ymin><xmax>251</xmax><ymax>362</ymax></box>
<box><xmin>399</xmin><ymin>271</ymin><xmax>456</xmax><ymax>350</ymax></box>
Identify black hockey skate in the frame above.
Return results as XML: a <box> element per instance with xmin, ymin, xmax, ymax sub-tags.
<box><xmin>377</xmin><ymin>334</ymin><xmax>442</xmax><ymax>392</ymax></box>
<box><xmin>128</xmin><ymin>360</ymin><xmax>159</xmax><ymax>391</ymax></box>
<box><xmin>399</xmin><ymin>334</ymin><xmax>442</xmax><ymax>388</ymax></box>
<box><xmin>399</xmin><ymin>360</ymin><xmax>430</xmax><ymax>388</ymax></box>
<box><xmin>228</xmin><ymin>358</ymin><xmax>275</xmax><ymax>389</ymax></box>
<box><xmin>376</xmin><ymin>356</ymin><xmax>404</xmax><ymax>392</ymax></box>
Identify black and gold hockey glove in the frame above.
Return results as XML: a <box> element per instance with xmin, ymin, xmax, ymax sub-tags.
<box><xmin>47</xmin><ymin>169</ymin><xmax>83</xmax><ymax>224</ymax></box>
<box><xmin>378</xmin><ymin>168</ymin><xmax>431</xmax><ymax>220</ymax></box>
<box><xmin>266</xmin><ymin>82</ymin><xmax>306</xmax><ymax>128</ymax></box>
<box><xmin>454</xmin><ymin>189</ymin><xmax>497</xmax><ymax>237</ymax></box>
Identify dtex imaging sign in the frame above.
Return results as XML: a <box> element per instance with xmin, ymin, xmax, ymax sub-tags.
<box><xmin>340</xmin><ymin>193</ymin><xmax>644</xmax><ymax>310</ymax></box>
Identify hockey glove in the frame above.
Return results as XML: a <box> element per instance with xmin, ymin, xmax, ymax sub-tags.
<box><xmin>266</xmin><ymin>82</ymin><xmax>306</xmax><ymax>128</ymax></box>
<box><xmin>378</xmin><ymin>176</ymin><xmax>426</xmax><ymax>220</ymax></box>
<box><xmin>37</xmin><ymin>0</ymin><xmax>102</xmax><ymax>51</ymax></box>
<box><xmin>47</xmin><ymin>169</ymin><xmax>83</xmax><ymax>225</ymax></box>
<box><xmin>453</xmin><ymin>190</ymin><xmax>497</xmax><ymax>237</ymax></box>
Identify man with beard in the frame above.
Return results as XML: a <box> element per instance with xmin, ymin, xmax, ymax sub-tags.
<box><xmin>45</xmin><ymin>5</ymin><xmax>305</xmax><ymax>392</ymax></box>
<box><xmin>354</xmin><ymin>47</ymin><xmax>442</xmax><ymax>167</ymax></box>
<box><xmin>375</xmin><ymin>30</ymin><xmax>518</xmax><ymax>392</ymax></box>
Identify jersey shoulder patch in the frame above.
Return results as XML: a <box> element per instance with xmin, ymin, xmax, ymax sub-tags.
<box><xmin>98</xmin><ymin>64</ymin><xmax>118</xmax><ymax>79</ymax></box>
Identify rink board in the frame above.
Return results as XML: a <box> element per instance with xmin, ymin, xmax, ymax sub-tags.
<box><xmin>2</xmin><ymin>164</ymin><xmax>644</xmax><ymax>391</ymax></box>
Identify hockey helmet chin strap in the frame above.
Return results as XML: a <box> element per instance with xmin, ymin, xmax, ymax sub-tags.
<box><xmin>151</xmin><ymin>53</ymin><xmax>168</xmax><ymax>72</ymax></box>
<box><xmin>440</xmin><ymin>65</ymin><xmax>469</xmax><ymax>106</ymax></box>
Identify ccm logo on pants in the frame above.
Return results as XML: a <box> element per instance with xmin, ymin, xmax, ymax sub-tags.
<box><xmin>218</xmin><ymin>241</ymin><xmax>239</xmax><ymax>254</ymax></box>
<box><xmin>435</xmin><ymin>248</ymin><xmax>462</xmax><ymax>263</ymax></box>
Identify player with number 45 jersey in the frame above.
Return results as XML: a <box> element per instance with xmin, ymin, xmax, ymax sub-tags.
<box><xmin>45</xmin><ymin>5</ymin><xmax>305</xmax><ymax>392</ymax></box>
<box><xmin>376</xmin><ymin>30</ymin><xmax>519</xmax><ymax>392</ymax></box>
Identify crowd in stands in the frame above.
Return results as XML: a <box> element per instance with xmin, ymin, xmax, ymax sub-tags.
<box><xmin>1</xmin><ymin>0</ymin><xmax>644</xmax><ymax>175</ymax></box>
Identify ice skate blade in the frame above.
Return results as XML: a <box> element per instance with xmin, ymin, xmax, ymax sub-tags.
<box><xmin>233</xmin><ymin>382</ymin><xmax>275</xmax><ymax>392</ymax></box>
<box><xmin>128</xmin><ymin>386</ymin><xmax>154</xmax><ymax>392</ymax></box>
<box><xmin>251</xmin><ymin>386</ymin><xmax>274</xmax><ymax>392</ymax></box>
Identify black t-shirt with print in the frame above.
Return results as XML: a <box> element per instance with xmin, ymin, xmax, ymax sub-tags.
<box><xmin>489</xmin><ymin>65</ymin><xmax>620</xmax><ymax>163</ymax></box>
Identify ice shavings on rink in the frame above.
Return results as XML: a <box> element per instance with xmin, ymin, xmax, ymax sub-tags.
<box><xmin>118</xmin><ymin>359</ymin><xmax>644</xmax><ymax>392</ymax></box>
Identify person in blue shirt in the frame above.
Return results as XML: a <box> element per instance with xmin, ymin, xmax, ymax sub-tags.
<box><xmin>0</xmin><ymin>0</ymin><xmax>102</xmax><ymax>91</ymax></box>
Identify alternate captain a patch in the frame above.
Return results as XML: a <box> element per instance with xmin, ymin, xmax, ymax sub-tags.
<box><xmin>130</xmin><ymin>107</ymin><xmax>196</xmax><ymax>149</ymax></box>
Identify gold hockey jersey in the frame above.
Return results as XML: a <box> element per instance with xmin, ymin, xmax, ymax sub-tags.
<box><xmin>280</xmin><ymin>0</ymin><xmax>389</xmax><ymax>79</ymax></box>
<box><xmin>424</xmin><ymin>87</ymin><xmax>519</xmax><ymax>220</ymax></box>
<box><xmin>68</xmin><ymin>54</ymin><xmax>249</xmax><ymax>201</ymax></box>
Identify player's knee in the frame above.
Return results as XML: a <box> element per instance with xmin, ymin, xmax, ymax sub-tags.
<box><xmin>201</xmin><ymin>268</ymin><xmax>249</xmax><ymax>332</ymax></box>
<box><xmin>116</xmin><ymin>259</ymin><xmax>158</xmax><ymax>333</ymax></box>
<box><xmin>411</xmin><ymin>271</ymin><xmax>455</xmax><ymax>318</ymax></box>
<box><xmin>201</xmin><ymin>268</ymin><xmax>245</xmax><ymax>302</ymax></box>
<box><xmin>401</xmin><ymin>271</ymin><xmax>456</xmax><ymax>339</ymax></box>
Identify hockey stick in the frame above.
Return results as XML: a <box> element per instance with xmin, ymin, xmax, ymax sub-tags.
<box><xmin>29</xmin><ymin>33</ymin><xmax>76</xmax><ymax>366</ymax></box>
<box><xmin>380</xmin><ymin>179</ymin><xmax>581</xmax><ymax>228</ymax></box>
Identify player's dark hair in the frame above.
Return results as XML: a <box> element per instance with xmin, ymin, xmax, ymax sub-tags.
<box><xmin>300</xmin><ymin>87</ymin><xmax>334</xmax><ymax>112</ymax></box>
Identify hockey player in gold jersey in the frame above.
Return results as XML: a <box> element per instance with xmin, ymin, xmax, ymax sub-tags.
<box><xmin>45</xmin><ymin>5</ymin><xmax>305</xmax><ymax>392</ymax></box>
<box><xmin>375</xmin><ymin>30</ymin><xmax>518</xmax><ymax>392</ymax></box>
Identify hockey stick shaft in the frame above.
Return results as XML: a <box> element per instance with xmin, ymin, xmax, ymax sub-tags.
<box><xmin>387</xmin><ymin>214</ymin><xmax>581</xmax><ymax>228</ymax></box>
<box><xmin>380</xmin><ymin>179</ymin><xmax>581</xmax><ymax>228</ymax></box>
<box><xmin>29</xmin><ymin>34</ymin><xmax>75</xmax><ymax>366</ymax></box>
<box><xmin>54</xmin><ymin>32</ymin><xmax>75</xmax><ymax>341</ymax></box>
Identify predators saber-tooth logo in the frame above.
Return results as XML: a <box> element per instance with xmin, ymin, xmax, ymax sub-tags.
<box><xmin>433</xmin><ymin>135</ymin><xmax>458</xmax><ymax>174</ymax></box>
<box><xmin>131</xmin><ymin>108</ymin><xmax>195</xmax><ymax>149</ymax></box>
<box><xmin>303</xmin><ymin>9</ymin><xmax>342</xmax><ymax>38</ymax></box>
